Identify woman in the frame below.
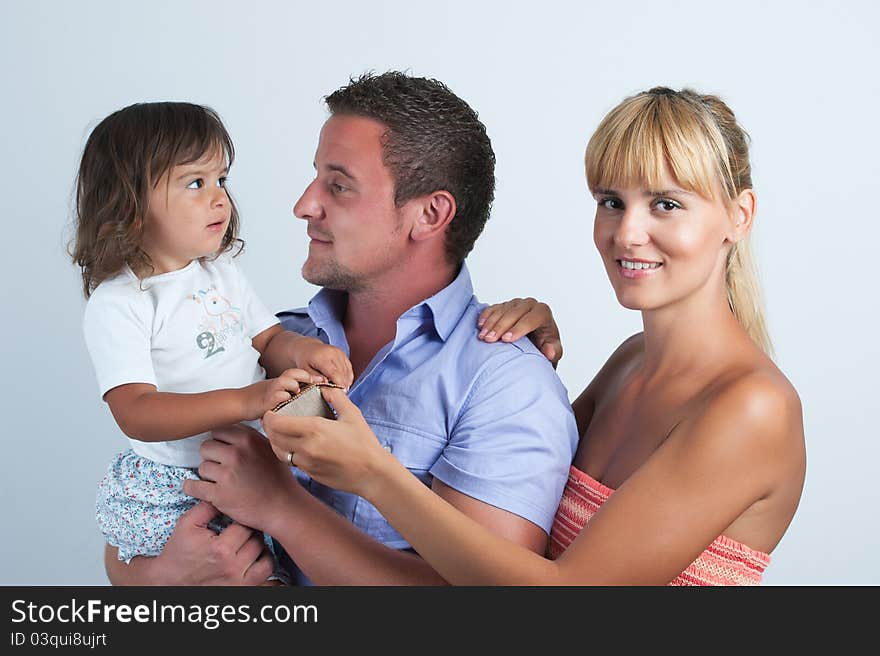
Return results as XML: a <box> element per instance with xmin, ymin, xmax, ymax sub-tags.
<box><xmin>265</xmin><ymin>87</ymin><xmax>806</xmax><ymax>585</ymax></box>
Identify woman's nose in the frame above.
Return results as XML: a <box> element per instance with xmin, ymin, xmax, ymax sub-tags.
<box><xmin>613</xmin><ymin>208</ymin><xmax>650</xmax><ymax>248</ymax></box>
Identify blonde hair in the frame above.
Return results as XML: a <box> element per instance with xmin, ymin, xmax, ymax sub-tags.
<box><xmin>585</xmin><ymin>87</ymin><xmax>772</xmax><ymax>355</ymax></box>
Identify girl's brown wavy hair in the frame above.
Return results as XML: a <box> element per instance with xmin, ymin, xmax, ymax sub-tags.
<box><xmin>70</xmin><ymin>102</ymin><xmax>243</xmax><ymax>297</ymax></box>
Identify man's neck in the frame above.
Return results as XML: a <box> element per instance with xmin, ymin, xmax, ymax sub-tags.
<box><xmin>342</xmin><ymin>260</ymin><xmax>459</xmax><ymax>379</ymax></box>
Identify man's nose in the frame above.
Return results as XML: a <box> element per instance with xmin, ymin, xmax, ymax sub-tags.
<box><xmin>293</xmin><ymin>180</ymin><xmax>321</xmax><ymax>221</ymax></box>
<box><xmin>613</xmin><ymin>208</ymin><xmax>650</xmax><ymax>248</ymax></box>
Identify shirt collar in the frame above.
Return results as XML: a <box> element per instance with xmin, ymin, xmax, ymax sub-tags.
<box><xmin>305</xmin><ymin>262</ymin><xmax>474</xmax><ymax>342</ymax></box>
<box><xmin>306</xmin><ymin>286</ymin><xmax>347</xmax><ymax>326</ymax></box>
<box><xmin>419</xmin><ymin>262</ymin><xmax>473</xmax><ymax>341</ymax></box>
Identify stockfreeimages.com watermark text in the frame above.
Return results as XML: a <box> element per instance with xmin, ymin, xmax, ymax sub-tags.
<box><xmin>10</xmin><ymin>597</ymin><xmax>317</xmax><ymax>632</ymax></box>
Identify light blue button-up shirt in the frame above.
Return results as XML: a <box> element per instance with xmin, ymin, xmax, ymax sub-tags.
<box><xmin>275</xmin><ymin>263</ymin><xmax>578</xmax><ymax>581</ymax></box>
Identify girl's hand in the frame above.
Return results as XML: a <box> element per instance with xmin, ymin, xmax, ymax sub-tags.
<box><xmin>242</xmin><ymin>368</ymin><xmax>317</xmax><ymax>420</ymax></box>
<box><xmin>292</xmin><ymin>338</ymin><xmax>354</xmax><ymax>389</ymax></box>
<box><xmin>261</xmin><ymin>386</ymin><xmax>392</xmax><ymax>499</ymax></box>
<box><xmin>477</xmin><ymin>298</ymin><xmax>563</xmax><ymax>368</ymax></box>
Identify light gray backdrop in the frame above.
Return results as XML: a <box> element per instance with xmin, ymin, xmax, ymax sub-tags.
<box><xmin>2</xmin><ymin>0</ymin><xmax>877</xmax><ymax>585</ymax></box>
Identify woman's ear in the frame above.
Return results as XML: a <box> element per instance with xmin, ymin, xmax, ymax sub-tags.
<box><xmin>411</xmin><ymin>190</ymin><xmax>456</xmax><ymax>242</ymax></box>
<box><xmin>727</xmin><ymin>188</ymin><xmax>757</xmax><ymax>243</ymax></box>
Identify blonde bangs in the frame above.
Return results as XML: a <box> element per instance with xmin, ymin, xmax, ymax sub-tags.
<box><xmin>585</xmin><ymin>92</ymin><xmax>733</xmax><ymax>201</ymax></box>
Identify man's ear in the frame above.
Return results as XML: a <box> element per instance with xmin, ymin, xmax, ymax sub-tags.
<box><xmin>726</xmin><ymin>188</ymin><xmax>757</xmax><ymax>244</ymax></box>
<box><xmin>410</xmin><ymin>190</ymin><xmax>456</xmax><ymax>242</ymax></box>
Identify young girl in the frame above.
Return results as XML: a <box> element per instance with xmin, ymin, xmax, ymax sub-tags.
<box><xmin>261</xmin><ymin>87</ymin><xmax>807</xmax><ymax>585</ymax></box>
<box><xmin>71</xmin><ymin>101</ymin><xmax>353</xmax><ymax>571</ymax></box>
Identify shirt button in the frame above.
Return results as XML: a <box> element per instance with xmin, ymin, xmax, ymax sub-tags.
<box><xmin>383</xmin><ymin>444</ymin><xmax>393</xmax><ymax>453</ymax></box>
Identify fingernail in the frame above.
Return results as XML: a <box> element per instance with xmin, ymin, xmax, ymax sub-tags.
<box><xmin>477</xmin><ymin>319</ymin><xmax>484</xmax><ymax>327</ymax></box>
<box><xmin>486</xmin><ymin>331</ymin><xmax>496</xmax><ymax>339</ymax></box>
<box><xmin>478</xmin><ymin>329</ymin><xmax>487</xmax><ymax>338</ymax></box>
<box><xmin>502</xmin><ymin>332</ymin><xmax>513</xmax><ymax>341</ymax></box>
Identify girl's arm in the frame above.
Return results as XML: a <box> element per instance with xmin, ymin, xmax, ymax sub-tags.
<box><xmin>284</xmin><ymin>376</ymin><xmax>801</xmax><ymax>585</ymax></box>
<box><xmin>253</xmin><ymin>324</ymin><xmax>353</xmax><ymax>388</ymax></box>
<box><xmin>103</xmin><ymin>368</ymin><xmax>311</xmax><ymax>442</ymax></box>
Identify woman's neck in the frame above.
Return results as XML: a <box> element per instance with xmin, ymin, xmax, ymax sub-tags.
<box><xmin>638</xmin><ymin>285</ymin><xmax>751</xmax><ymax>380</ymax></box>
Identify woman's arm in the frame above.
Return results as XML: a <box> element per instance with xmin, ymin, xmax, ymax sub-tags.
<box><xmin>549</xmin><ymin>373</ymin><xmax>803</xmax><ymax>584</ymax></box>
<box><xmin>284</xmin><ymin>377</ymin><xmax>800</xmax><ymax>585</ymax></box>
<box><xmin>183</xmin><ymin>423</ymin><xmax>546</xmax><ymax>585</ymax></box>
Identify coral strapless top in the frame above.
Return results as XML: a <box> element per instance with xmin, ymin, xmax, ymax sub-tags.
<box><xmin>548</xmin><ymin>465</ymin><xmax>771</xmax><ymax>585</ymax></box>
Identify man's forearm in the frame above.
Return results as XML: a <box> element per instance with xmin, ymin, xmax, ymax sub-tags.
<box><xmin>266</xmin><ymin>487</ymin><xmax>448</xmax><ymax>585</ymax></box>
<box><xmin>104</xmin><ymin>545</ymin><xmax>164</xmax><ymax>585</ymax></box>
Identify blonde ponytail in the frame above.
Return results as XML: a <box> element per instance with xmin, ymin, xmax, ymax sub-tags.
<box><xmin>726</xmin><ymin>240</ymin><xmax>773</xmax><ymax>356</ymax></box>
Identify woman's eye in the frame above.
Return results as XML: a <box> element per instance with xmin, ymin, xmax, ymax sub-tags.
<box><xmin>186</xmin><ymin>178</ymin><xmax>204</xmax><ymax>190</ymax></box>
<box><xmin>598</xmin><ymin>197</ymin><xmax>622</xmax><ymax>210</ymax></box>
<box><xmin>655</xmin><ymin>199</ymin><xmax>682</xmax><ymax>212</ymax></box>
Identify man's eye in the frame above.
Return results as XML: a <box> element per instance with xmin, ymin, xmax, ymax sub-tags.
<box><xmin>330</xmin><ymin>182</ymin><xmax>346</xmax><ymax>193</ymax></box>
<box><xmin>186</xmin><ymin>179</ymin><xmax>204</xmax><ymax>190</ymax></box>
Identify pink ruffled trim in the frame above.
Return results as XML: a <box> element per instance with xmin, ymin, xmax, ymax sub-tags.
<box><xmin>550</xmin><ymin>465</ymin><xmax>770</xmax><ymax>585</ymax></box>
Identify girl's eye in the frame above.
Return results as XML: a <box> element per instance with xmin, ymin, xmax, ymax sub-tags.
<box><xmin>217</xmin><ymin>177</ymin><xmax>227</xmax><ymax>188</ymax></box>
<box><xmin>186</xmin><ymin>178</ymin><xmax>204</xmax><ymax>190</ymax></box>
<box><xmin>598</xmin><ymin>197</ymin><xmax>622</xmax><ymax>210</ymax></box>
<box><xmin>655</xmin><ymin>198</ymin><xmax>682</xmax><ymax>212</ymax></box>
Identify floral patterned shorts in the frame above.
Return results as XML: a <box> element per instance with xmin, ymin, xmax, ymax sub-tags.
<box><xmin>95</xmin><ymin>450</ymin><xmax>282</xmax><ymax>579</ymax></box>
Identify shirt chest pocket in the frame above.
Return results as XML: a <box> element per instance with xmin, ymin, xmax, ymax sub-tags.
<box><xmin>352</xmin><ymin>422</ymin><xmax>446</xmax><ymax>548</ymax></box>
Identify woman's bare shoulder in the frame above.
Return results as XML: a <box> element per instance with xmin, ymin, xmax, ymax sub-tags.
<box><xmin>710</xmin><ymin>361</ymin><xmax>802</xmax><ymax>435</ymax></box>
<box><xmin>685</xmin><ymin>361</ymin><xmax>805</xmax><ymax>485</ymax></box>
<box><xmin>574</xmin><ymin>332</ymin><xmax>642</xmax><ymax>397</ymax></box>
<box><xmin>571</xmin><ymin>333</ymin><xmax>644</xmax><ymax>428</ymax></box>
<box><xmin>594</xmin><ymin>333</ymin><xmax>644</xmax><ymax>386</ymax></box>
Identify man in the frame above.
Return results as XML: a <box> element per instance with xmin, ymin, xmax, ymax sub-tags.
<box><xmin>105</xmin><ymin>72</ymin><xmax>577</xmax><ymax>585</ymax></box>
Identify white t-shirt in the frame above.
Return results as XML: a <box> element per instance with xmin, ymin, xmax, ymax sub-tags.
<box><xmin>83</xmin><ymin>255</ymin><xmax>279</xmax><ymax>467</ymax></box>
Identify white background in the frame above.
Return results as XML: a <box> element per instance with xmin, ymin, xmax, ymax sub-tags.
<box><xmin>1</xmin><ymin>0</ymin><xmax>877</xmax><ymax>585</ymax></box>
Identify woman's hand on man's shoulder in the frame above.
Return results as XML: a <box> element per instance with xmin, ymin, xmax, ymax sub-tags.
<box><xmin>477</xmin><ymin>297</ymin><xmax>563</xmax><ymax>368</ymax></box>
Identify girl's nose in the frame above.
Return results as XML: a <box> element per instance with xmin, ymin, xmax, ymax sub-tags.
<box><xmin>211</xmin><ymin>183</ymin><xmax>227</xmax><ymax>207</ymax></box>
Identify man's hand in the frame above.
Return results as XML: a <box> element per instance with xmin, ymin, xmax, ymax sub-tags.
<box><xmin>105</xmin><ymin>501</ymin><xmax>274</xmax><ymax>586</ymax></box>
<box><xmin>477</xmin><ymin>298</ymin><xmax>563</xmax><ymax>368</ymax></box>
<box><xmin>291</xmin><ymin>337</ymin><xmax>354</xmax><ymax>389</ymax></box>
<box><xmin>262</xmin><ymin>387</ymin><xmax>392</xmax><ymax>499</ymax></box>
<box><xmin>184</xmin><ymin>424</ymin><xmax>301</xmax><ymax>533</ymax></box>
